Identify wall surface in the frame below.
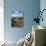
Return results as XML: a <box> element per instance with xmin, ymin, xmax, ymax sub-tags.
<box><xmin>40</xmin><ymin>0</ymin><xmax>46</xmax><ymax>27</ymax></box>
<box><xmin>0</xmin><ymin>0</ymin><xmax>4</xmax><ymax>42</ymax></box>
<box><xmin>4</xmin><ymin>0</ymin><xmax>40</xmax><ymax>42</ymax></box>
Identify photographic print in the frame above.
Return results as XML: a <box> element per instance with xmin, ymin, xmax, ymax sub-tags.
<box><xmin>11</xmin><ymin>10</ymin><xmax>24</xmax><ymax>27</ymax></box>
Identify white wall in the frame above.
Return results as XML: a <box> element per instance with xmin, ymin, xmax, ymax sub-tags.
<box><xmin>0</xmin><ymin>0</ymin><xmax>4</xmax><ymax>42</ymax></box>
<box><xmin>40</xmin><ymin>0</ymin><xmax>46</xmax><ymax>27</ymax></box>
